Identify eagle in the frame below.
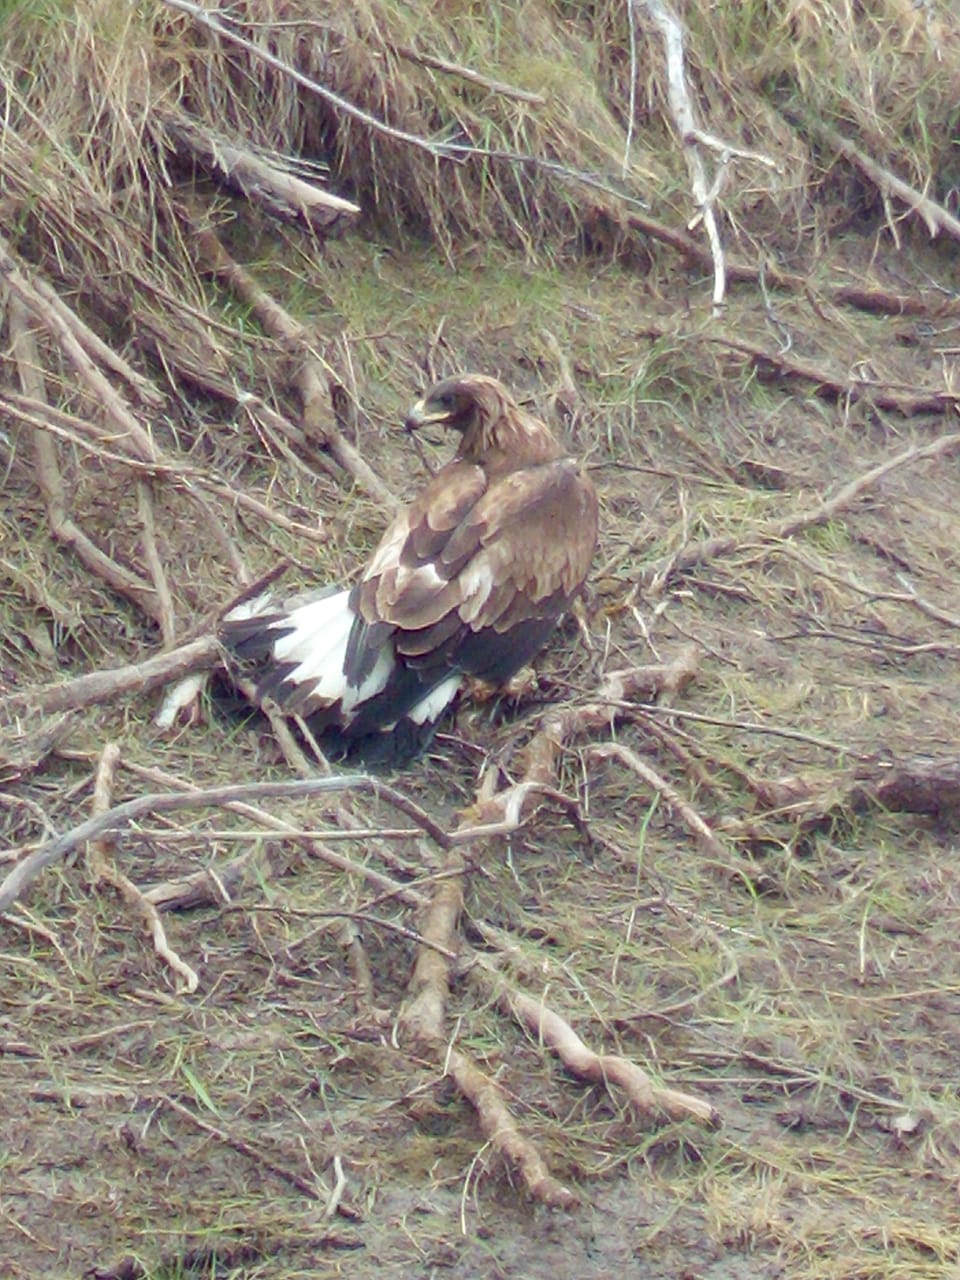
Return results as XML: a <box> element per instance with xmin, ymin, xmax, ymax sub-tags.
<box><xmin>221</xmin><ymin>373</ymin><xmax>598</xmax><ymax>763</ymax></box>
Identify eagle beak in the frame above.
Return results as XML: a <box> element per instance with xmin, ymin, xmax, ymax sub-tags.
<box><xmin>403</xmin><ymin>399</ymin><xmax>427</xmax><ymax>433</ymax></box>
<box><xmin>404</xmin><ymin>398</ymin><xmax>448</xmax><ymax>433</ymax></box>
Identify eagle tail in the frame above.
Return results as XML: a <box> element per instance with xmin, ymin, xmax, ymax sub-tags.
<box><xmin>220</xmin><ymin>589</ymin><xmax>461</xmax><ymax>761</ymax></box>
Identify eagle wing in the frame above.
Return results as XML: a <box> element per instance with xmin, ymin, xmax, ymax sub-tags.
<box><xmin>347</xmin><ymin>456</ymin><xmax>597</xmax><ymax>687</ymax></box>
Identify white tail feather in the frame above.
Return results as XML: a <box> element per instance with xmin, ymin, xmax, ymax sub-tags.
<box><xmin>407</xmin><ymin>674</ymin><xmax>462</xmax><ymax>726</ymax></box>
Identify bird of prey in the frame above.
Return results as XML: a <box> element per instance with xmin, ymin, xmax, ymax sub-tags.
<box><xmin>221</xmin><ymin>373</ymin><xmax>598</xmax><ymax>762</ymax></box>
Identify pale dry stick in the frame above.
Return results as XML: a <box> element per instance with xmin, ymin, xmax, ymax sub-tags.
<box><xmin>7</xmin><ymin>298</ymin><xmax>165</xmax><ymax>626</ymax></box>
<box><xmin>477</xmin><ymin>966</ymin><xmax>718</xmax><ymax>1126</ymax></box>
<box><xmin>161</xmin><ymin>0</ymin><xmax>643</xmax><ymax>218</ymax></box>
<box><xmin>23</xmin><ymin>271</ymin><xmax>165</xmax><ymax>409</ymax></box>
<box><xmin>588</xmin><ymin>743</ymin><xmax>742</xmax><ymax>880</ymax></box>
<box><xmin>775</xmin><ymin>431</ymin><xmax>960</xmax><ymax>541</ymax></box>
<box><xmin>817</xmin><ymin>119</ymin><xmax>960</xmax><ymax>245</ymax></box>
<box><xmin>640</xmin><ymin>430</ymin><xmax>960</xmax><ymax>592</ymax></box>
<box><xmin>0</xmin><ymin>236</ymin><xmax>158</xmax><ymax>463</ymax></box>
<box><xmin>400</xmin><ymin>859</ymin><xmax>579</xmax><ymax>1210</ymax></box>
<box><xmin>0</xmin><ymin>392</ymin><xmax>326</xmax><ymax>544</ymax></box>
<box><xmin>136</xmin><ymin>480</ymin><xmax>177</xmax><ymax>648</ymax></box>
<box><xmin>163</xmin><ymin>0</ymin><xmax>460</xmax><ymax>157</ymax></box>
<box><xmin>640</xmin><ymin>0</ymin><xmax>727</xmax><ymax>311</ymax></box>
<box><xmin>400</xmin><ymin>651</ymin><xmax>705</xmax><ymax>1206</ymax></box>
<box><xmin>190</xmin><ymin>222</ymin><xmax>398</xmax><ymax>510</ymax></box>
<box><xmin>159</xmin><ymin>1094</ymin><xmax>323</xmax><ymax>1201</ymax></box>
<box><xmin>768</xmin><ymin>543</ymin><xmax>960</xmax><ymax>633</ymax></box>
<box><xmin>0</xmin><ymin>775</ymin><xmax>380</xmax><ymax>913</ymax></box>
<box><xmin>162</xmin><ymin>109</ymin><xmax>360</xmax><ymax>226</ymax></box>
<box><xmin>86</xmin><ymin>744</ymin><xmax>199</xmax><ymax>993</ymax></box>
<box><xmin>115</xmin><ymin>760</ymin><xmax>437</xmax><ymax>913</ymax></box>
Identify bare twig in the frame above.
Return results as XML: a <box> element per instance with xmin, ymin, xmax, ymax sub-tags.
<box><xmin>189</xmin><ymin>221</ymin><xmax>398</xmax><ymax>509</ymax></box>
<box><xmin>641</xmin><ymin>431</ymin><xmax>960</xmax><ymax>589</ymax></box>
<box><xmin>162</xmin><ymin>109</ymin><xmax>360</xmax><ymax>229</ymax></box>
<box><xmin>393</xmin><ymin>44</ymin><xmax>546</xmax><ymax>104</ymax></box>
<box><xmin>8</xmin><ymin>297</ymin><xmax>165</xmax><ymax>627</ymax></box>
<box><xmin>640</xmin><ymin>0</ymin><xmax>729</xmax><ymax>311</ymax></box>
<box><xmin>87</xmin><ymin>744</ymin><xmax>199</xmax><ymax>993</ymax></box>
<box><xmin>478</xmin><ymin>964</ymin><xmax>718</xmax><ymax>1126</ymax></box>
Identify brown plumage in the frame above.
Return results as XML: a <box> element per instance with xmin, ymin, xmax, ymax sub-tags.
<box><xmin>221</xmin><ymin>373</ymin><xmax>598</xmax><ymax>763</ymax></box>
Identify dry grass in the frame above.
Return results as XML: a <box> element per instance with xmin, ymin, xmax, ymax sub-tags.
<box><xmin>2</xmin><ymin>1</ymin><xmax>960</xmax><ymax>1277</ymax></box>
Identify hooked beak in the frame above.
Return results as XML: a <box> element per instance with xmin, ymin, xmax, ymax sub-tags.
<box><xmin>404</xmin><ymin>397</ymin><xmax>444</xmax><ymax>433</ymax></box>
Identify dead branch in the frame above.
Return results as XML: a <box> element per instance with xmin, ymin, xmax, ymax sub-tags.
<box><xmin>815</xmin><ymin>119</ymin><xmax>960</xmax><ymax>245</ymax></box>
<box><xmin>641</xmin><ymin>0</ymin><xmax>741</xmax><ymax>311</ymax></box>
<box><xmin>162</xmin><ymin>0</ymin><xmax>460</xmax><ymax>157</ymax></box>
<box><xmin>8</xmin><ymin>297</ymin><xmax>166</xmax><ymax>626</ymax></box>
<box><xmin>136</xmin><ymin>481</ymin><xmax>176</xmax><ymax>647</ymax></box>
<box><xmin>188</xmin><ymin>221</ymin><xmax>399</xmax><ymax>510</ymax></box>
<box><xmin>857</xmin><ymin>757</ymin><xmax>960</xmax><ymax>822</ymax></box>
<box><xmin>0</xmin><ymin>772</ymin><xmax>450</xmax><ymax>914</ymax></box>
<box><xmin>396</xmin><ymin>649</ymin><xmax>712</xmax><ymax>1203</ymax></box>
<box><xmin>23</xmin><ymin>272</ymin><xmax>164</xmax><ymax>409</ymax></box>
<box><xmin>775</xmin><ymin>432</ymin><xmax>960</xmax><ymax>540</ymax></box>
<box><xmin>161</xmin><ymin>109</ymin><xmax>360</xmax><ymax>232</ymax></box>
<box><xmin>0</xmin><ymin>391</ymin><xmax>324</xmax><ymax>542</ymax></box>
<box><xmin>86</xmin><ymin>744</ymin><xmax>199</xmax><ymax>993</ymax></box>
<box><xmin>703</xmin><ymin>330</ymin><xmax>960</xmax><ymax>416</ymax></box>
<box><xmin>0</xmin><ymin>235</ymin><xmax>158</xmax><ymax>463</ymax></box>
<box><xmin>0</xmin><ymin>634</ymin><xmax>221</xmax><ymax>722</ymax></box>
<box><xmin>476</xmin><ymin>965</ymin><xmax>718</xmax><ymax>1127</ymax></box>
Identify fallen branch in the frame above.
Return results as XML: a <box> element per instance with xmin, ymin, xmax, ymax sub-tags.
<box><xmin>393</xmin><ymin>44</ymin><xmax>546</xmax><ymax>104</ymax></box>
<box><xmin>0</xmin><ymin>773</ymin><xmax>450</xmax><ymax>914</ymax></box>
<box><xmin>0</xmin><ymin>634</ymin><xmax>222</xmax><ymax>722</ymax></box>
<box><xmin>8</xmin><ymin>297</ymin><xmax>166</xmax><ymax>627</ymax></box>
<box><xmin>479</xmin><ymin>967</ymin><xmax>718</xmax><ymax>1127</ymax></box>
<box><xmin>641</xmin><ymin>0</ymin><xmax>729</xmax><ymax>312</ymax></box>
<box><xmin>398</xmin><ymin>648</ymin><xmax>713</xmax><ymax>1204</ymax></box>
<box><xmin>400</xmin><ymin>854</ymin><xmax>580</xmax><ymax>1209</ymax></box>
<box><xmin>815</xmin><ymin>119</ymin><xmax>960</xmax><ymax>245</ymax></box>
<box><xmin>189</xmin><ymin>221</ymin><xmax>398</xmax><ymax>510</ymax></box>
<box><xmin>162</xmin><ymin>109</ymin><xmax>360</xmax><ymax>232</ymax></box>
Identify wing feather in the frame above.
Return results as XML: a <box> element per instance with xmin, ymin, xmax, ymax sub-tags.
<box><xmin>347</xmin><ymin>453</ymin><xmax>597</xmax><ymax>686</ymax></box>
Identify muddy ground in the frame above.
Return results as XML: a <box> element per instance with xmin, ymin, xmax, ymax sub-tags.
<box><xmin>2</xmin><ymin>224</ymin><xmax>960</xmax><ymax>1280</ymax></box>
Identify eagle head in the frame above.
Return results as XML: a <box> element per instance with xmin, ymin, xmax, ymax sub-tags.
<box><xmin>404</xmin><ymin>373</ymin><xmax>504</xmax><ymax>437</ymax></box>
<box><xmin>404</xmin><ymin>373</ymin><xmax>563</xmax><ymax>467</ymax></box>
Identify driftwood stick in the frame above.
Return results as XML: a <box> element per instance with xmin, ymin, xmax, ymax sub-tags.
<box><xmin>7</xmin><ymin>296</ymin><xmax>165</xmax><ymax>627</ymax></box>
<box><xmin>0</xmin><ymin>773</ymin><xmax>451</xmax><ymax>914</ymax></box>
<box><xmin>161</xmin><ymin>109</ymin><xmax>359</xmax><ymax>230</ymax></box>
<box><xmin>0</xmin><ymin>235</ymin><xmax>158</xmax><ymax>463</ymax></box>
<box><xmin>816</xmin><ymin>119</ymin><xmax>960</xmax><ymax>244</ymax></box>
<box><xmin>482</xmin><ymin>970</ymin><xmax>718</xmax><ymax>1126</ymax></box>
<box><xmin>393</xmin><ymin>44</ymin><xmax>546</xmax><ymax>104</ymax></box>
<box><xmin>398</xmin><ymin>649</ymin><xmax>710</xmax><ymax>1204</ymax></box>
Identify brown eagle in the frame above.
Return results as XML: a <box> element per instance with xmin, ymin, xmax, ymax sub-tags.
<box><xmin>221</xmin><ymin>373</ymin><xmax>598</xmax><ymax>763</ymax></box>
